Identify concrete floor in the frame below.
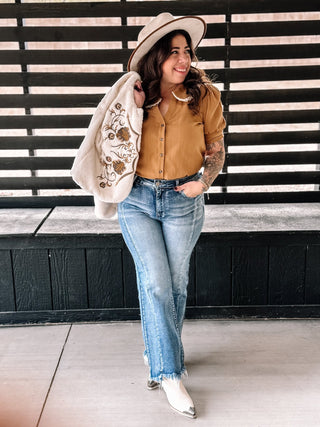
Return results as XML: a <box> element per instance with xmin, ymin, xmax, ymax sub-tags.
<box><xmin>0</xmin><ymin>320</ymin><xmax>319</xmax><ymax>427</ymax></box>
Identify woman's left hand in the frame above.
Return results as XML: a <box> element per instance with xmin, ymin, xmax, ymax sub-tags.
<box><xmin>175</xmin><ymin>180</ymin><xmax>205</xmax><ymax>198</ymax></box>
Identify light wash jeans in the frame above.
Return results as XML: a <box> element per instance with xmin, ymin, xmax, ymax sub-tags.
<box><xmin>118</xmin><ymin>173</ymin><xmax>204</xmax><ymax>382</ymax></box>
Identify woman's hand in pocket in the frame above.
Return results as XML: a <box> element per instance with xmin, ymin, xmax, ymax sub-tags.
<box><xmin>174</xmin><ymin>180</ymin><xmax>205</xmax><ymax>198</ymax></box>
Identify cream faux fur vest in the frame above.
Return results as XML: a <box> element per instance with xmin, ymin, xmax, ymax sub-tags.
<box><xmin>71</xmin><ymin>72</ymin><xmax>143</xmax><ymax>218</ymax></box>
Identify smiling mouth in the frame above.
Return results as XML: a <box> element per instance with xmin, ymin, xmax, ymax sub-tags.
<box><xmin>174</xmin><ymin>68</ymin><xmax>187</xmax><ymax>73</ymax></box>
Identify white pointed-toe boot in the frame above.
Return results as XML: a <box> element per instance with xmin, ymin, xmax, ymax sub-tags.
<box><xmin>162</xmin><ymin>378</ymin><xmax>197</xmax><ymax>419</ymax></box>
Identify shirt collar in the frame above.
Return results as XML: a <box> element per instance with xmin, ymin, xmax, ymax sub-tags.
<box><xmin>171</xmin><ymin>85</ymin><xmax>192</xmax><ymax>103</ymax></box>
<box><xmin>145</xmin><ymin>85</ymin><xmax>192</xmax><ymax>109</ymax></box>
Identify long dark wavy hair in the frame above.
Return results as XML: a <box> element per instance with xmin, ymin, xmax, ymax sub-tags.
<box><xmin>137</xmin><ymin>29</ymin><xmax>213</xmax><ymax>116</ymax></box>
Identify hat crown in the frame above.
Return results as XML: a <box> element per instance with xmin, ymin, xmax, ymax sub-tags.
<box><xmin>137</xmin><ymin>12</ymin><xmax>175</xmax><ymax>44</ymax></box>
<box><xmin>128</xmin><ymin>13</ymin><xmax>206</xmax><ymax>71</ymax></box>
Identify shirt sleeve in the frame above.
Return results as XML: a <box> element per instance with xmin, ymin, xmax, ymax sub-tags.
<box><xmin>201</xmin><ymin>85</ymin><xmax>226</xmax><ymax>146</ymax></box>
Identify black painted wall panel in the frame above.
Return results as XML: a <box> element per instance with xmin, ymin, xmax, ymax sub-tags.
<box><xmin>12</xmin><ymin>249</ymin><xmax>51</xmax><ymax>311</ymax></box>
<box><xmin>232</xmin><ymin>246</ymin><xmax>269</xmax><ymax>305</ymax></box>
<box><xmin>268</xmin><ymin>246</ymin><xmax>306</xmax><ymax>305</ymax></box>
<box><xmin>196</xmin><ymin>246</ymin><xmax>231</xmax><ymax>306</ymax></box>
<box><xmin>86</xmin><ymin>248</ymin><xmax>123</xmax><ymax>309</ymax></box>
<box><xmin>50</xmin><ymin>248</ymin><xmax>87</xmax><ymax>310</ymax></box>
<box><xmin>0</xmin><ymin>250</ymin><xmax>15</xmax><ymax>311</ymax></box>
<box><xmin>1</xmin><ymin>231</ymin><xmax>320</xmax><ymax>323</ymax></box>
<box><xmin>305</xmin><ymin>244</ymin><xmax>320</xmax><ymax>304</ymax></box>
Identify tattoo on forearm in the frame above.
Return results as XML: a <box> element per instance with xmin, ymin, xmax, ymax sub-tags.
<box><xmin>201</xmin><ymin>138</ymin><xmax>225</xmax><ymax>189</ymax></box>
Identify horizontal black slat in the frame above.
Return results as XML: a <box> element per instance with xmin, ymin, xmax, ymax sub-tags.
<box><xmin>225</xmin><ymin>110</ymin><xmax>320</xmax><ymax>125</ymax></box>
<box><xmin>1</xmin><ymin>45</ymin><xmax>319</xmax><ymax>65</ymax></box>
<box><xmin>223</xmin><ymin>88</ymin><xmax>320</xmax><ymax>105</ymax></box>
<box><xmin>225</xmin><ymin>44</ymin><xmax>320</xmax><ymax>61</ymax></box>
<box><xmin>221</xmin><ymin>66</ymin><xmax>320</xmax><ymax>83</ymax></box>
<box><xmin>229</xmin><ymin>20</ymin><xmax>320</xmax><ymax>38</ymax></box>
<box><xmin>227</xmin><ymin>0</ymin><xmax>320</xmax><ymax>14</ymax></box>
<box><xmin>0</xmin><ymin>0</ymin><xmax>318</xmax><ymax>19</ymax></box>
<box><xmin>0</xmin><ymin>72</ymin><xmax>123</xmax><ymax>87</ymax></box>
<box><xmin>2</xmin><ymin>109</ymin><xmax>319</xmax><ymax>130</ymax></box>
<box><xmin>0</xmin><ymin>49</ymin><xmax>131</xmax><ymax>65</ymax></box>
<box><xmin>0</xmin><ymin>94</ymin><xmax>102</xmax><ymax>109</ymax></box>
<box><xmin>0</xmin><ymin>26</ymin><xmax>141</xmax><ymax>43</ymax></box>
<box><xmin>0</xmin><ymin>115</ymin><xmax>91</xmax><ymax>129</ymax></box>
<box><xmin>1</xmin><ymin>130</ymin><xmax>318</xmax><ymax>151</ymax></box>
<box><xmin>0</xmin><ymin>176</ymin><xmax>77</xmax><ymax>190</ymax></box>
<box><xmin>0</xmin><ymin>195</ymin><xmax>76</xmax><ymax>209</ymax></box>
<box><xmin>0</xmin><ymin>157</ymin><xmax>74</xmax><ymax>170</ymax></box>
<box><xmin>2</xmin><ymin>67</ymin><xmax>318</xmax><ymax>88</ymax></box>
<box><xmin>208</xmin><ymin>45</ymin><xmax>320</xmax><ymax>63</ymax></box>
<box><xmin>2</xmin><ymin>87</ymin><xmax>319</xmax><ymax>108</ymax></box>
<box><xmin>225</xmin><ymin>131</ymin><xmax>320</xmax><ymax>146</ymax></box>
<box><xmin>216</xmin><ymin>171</ymin><xmax>320</xmax><ymax>186</ymax></box>
<box><xmin>0</xmin><ymin>136</ymin><xmax>83</xmax><ymax>150</ymax></box>
<box><xmin>139</xmin><ymin>188</ymin><xmax>296</xmax><ymax>205</ymax></box>
<box><xmin>1</xmin><ymin>110</ymin><xmax>319</xmax><ymax>129</ymax></box>
<box><xmin>0</xmin><ymin>195</ymin><xmax>94</xmax><ymax>209</ymax></box>
<box><xmin>226</xmin><ymin>151</ymin><xmax>320</xmax><ymax>167</ymax></box>
<box><xmin>0</xmin><ymin>1</ymin><xmax>228</xmax><ymax>18</ymax></box>
<box><xmin>1</xmin><ymin>171</ymin><xmax>319</xmax><ymax>190</ymax></box>
<box><xmin>0</xmin><ymin>23</ymin><xmax>227</xmax><ymax>42</ymax></box>
<box><xmin>1</xmin><ymin>21</ymin><xmax>318</xmax><ymax>43</ymax></box>
<box><xmin>205</xmin><ymin>191</ymin><xmax>320</xmax><ymax>204</ymax></box>
<box><xmin>0</xmin><ymin>47</ymin><xmax>220</xmax><ymax>65</ymax></box>
<box><xmin>1</xmin><ymin>191</ymin><xmax>319</xmax><ymax>209</ymax></box>
<box><xmin>2</xmin><ymin>152</ymin><xmax>319</xmax><ymax>171</ymax></box>
<box><xmin>1</xmin><ymin>66</ymin><xmax>320</xmax><ymax>87</ymax></box>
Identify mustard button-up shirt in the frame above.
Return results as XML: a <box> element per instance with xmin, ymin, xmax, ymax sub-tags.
<box><xmin>136</xmin><ymin>84</ymin><xmax>226</xmax><ymax>180</ymax></box>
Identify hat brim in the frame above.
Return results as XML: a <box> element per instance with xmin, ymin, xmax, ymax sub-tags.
<box><xmin>127</xmin><ymin>16</ymin><xmax>207</xmax><ymax>72</ymax></box>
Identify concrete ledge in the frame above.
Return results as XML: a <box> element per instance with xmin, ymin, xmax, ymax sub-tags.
<box><xmin>1</xmin><ymin>203</ymin><xmax>319</xmax><ymax>237</ymax></box>
<box><xmin>202</xmin><ymin>203</ymin><xmax>320</xmax><ymax>233</ymax></box>
<box><xmin>27</xmin><ymin>203</ymin><xmax>320</xmax><ymax>235</ymax></box>
<box><xmin>0</xmin><ymin>208</ymin><xmax>51</xmax><ymax>236</ymax></box>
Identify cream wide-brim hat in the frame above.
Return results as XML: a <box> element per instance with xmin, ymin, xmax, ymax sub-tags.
<box><xmin>127</xmin><ymin>12</ymin><xmax>207</xmax><ymax>72</ymax></box>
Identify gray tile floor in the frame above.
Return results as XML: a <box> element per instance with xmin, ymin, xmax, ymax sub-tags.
<box><xmin>0</xmin><ymin>319</ymin><xmax>319</xmax><ymax>427</ymax></box>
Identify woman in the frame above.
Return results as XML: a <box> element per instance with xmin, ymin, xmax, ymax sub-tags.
<box><xmin>118</xmin><ymin>13</ymin><xmax>226</xmax><ymax>418</ymax></box>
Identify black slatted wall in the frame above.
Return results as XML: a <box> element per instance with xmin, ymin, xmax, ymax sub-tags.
<box><xmin>0</xmin><ymin>0</ymin><xmax>319</xmax><ymax>207</ymax></box>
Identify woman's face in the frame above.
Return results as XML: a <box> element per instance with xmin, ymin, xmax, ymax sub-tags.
<box><xmin>161</xmin><ymin>34</ymin><xmax>191</xmax><ymax>88</ymax></box>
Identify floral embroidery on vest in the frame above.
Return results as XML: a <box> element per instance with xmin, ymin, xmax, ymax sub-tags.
<box><xmin>96</xmin><ymin>102</ymin><xmax>139</xmax><ymax>188</ymax></box>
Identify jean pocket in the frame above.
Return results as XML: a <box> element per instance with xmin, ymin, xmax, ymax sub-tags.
<box><xmin>180</xmin><ymin>190</ymin><xmax>198</xmax><ymax>199</ymax></box>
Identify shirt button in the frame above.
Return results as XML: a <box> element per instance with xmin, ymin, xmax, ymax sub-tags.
<box><xmin>160</xmin><ymin>153</ymin><xmax>164</xmax><ymax>157</ymax></box>
<box><xmin>161</xmin><ymin>124</ymin><xmax>164</xmax><ymax>127</ymax></box>
<box><xmin>160</xmin><ymin>138</ymin><xmax>164</xmax><ymax>141</ymax></box>
<box><xmin>159</xmin><ymin>170</ymin><xmax>163</xmax><ymax>174</ymax></box>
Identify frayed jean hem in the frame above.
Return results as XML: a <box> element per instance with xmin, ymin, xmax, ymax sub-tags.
<box><xmin>150</xmin><ymin>368</ymin><xmax>188</xmax><ymax>384</ymax></box>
